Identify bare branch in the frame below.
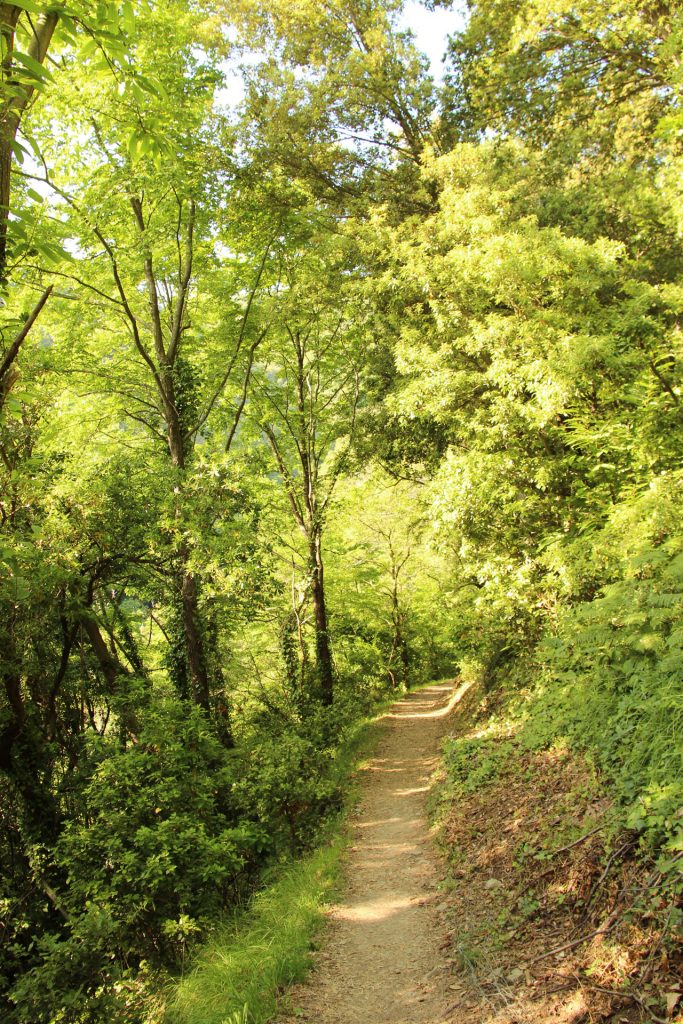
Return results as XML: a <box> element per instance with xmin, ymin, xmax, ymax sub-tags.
<box><xmin>193</xmin><ymin>235</ymin><xmax>275</xmax><ymax>435</ymax></box>
<box><xmin>262</xmin><ymin>421</ymin><xmax>307</xmax><ymax>531</ymax></box>
<box><xmin>225</xmin><ymin>329</ymin><xmax>267</xmax><ymax>453</ymax></box>
<box><xmin>168</xmin><ymin>198</ymin><xmax>195</xmax><ymax>363</ymax></box>
<box><xmin>21</xmin><ymin>263</ymin><xmax>125</xmax><ymax>307</ymax></box>
<box><xmin>91</xmin><ymin>224</ymin><xmax>170</xmax><ymax>407</ymax></box>
<box><xmin>0</xmin><ymin>284</ymin><xmax>52</xmax><ymax>388</ymax></box>
<box><xmin>130</xmin><ymin>194</ymin><xmax>167</xmax><ymax>365</ymax></box>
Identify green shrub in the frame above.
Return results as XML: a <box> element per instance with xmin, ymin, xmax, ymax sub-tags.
<box><xmin>442</xmin><ymin>734</ymin><xmax>515</xmax><ymax>796</ymax></box>
<box><xmin>527</xmin><ymin>526</ymin><xmax>683</xmax><ymax>854</ymax></box>
<box><xmin>5</xmin><ymin>701</ymin><xmax>262</xmax><ymax>1023</ymax></box>
<box><xmin>234</xmin><ymin>700</ymin><xmax>362</xmax><ymax>855</ymax></box>
<box><xmin>55</xmin><ymin>701</ymin><xmax>264</xmax><ymax>959</ymax></box>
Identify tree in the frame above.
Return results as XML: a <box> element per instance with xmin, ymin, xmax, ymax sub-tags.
<box><xmin>0</xmin><ymin>3</ymin><xmax>147</xmax><ymax>409</ymax></box>
<box><xmin>252</xmin><ymin>233</ymin><xmax>363</xmax><ymax>704</ymax></box>
<box><xmin>0</xmin><ymin>2</ymin><xmax>62</xmax><ymax>279</ymax></box>
<box><xmin>17</xmin><ymin>0</ymin><xmax>276</xmax><ymax>722</ymax></box>
<box><xmin>235</xmin><ymin>0</ymin><xmax>436</xmax><ymax>162</ymax></box>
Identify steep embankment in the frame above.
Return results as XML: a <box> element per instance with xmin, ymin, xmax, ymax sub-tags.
<box><xmin>276</xmin><ymin>682</ymin><xmax>463</xmax><ymax>1024</ymax></box>
<box><xmin>432</xmin><ymin>685</ymin><xmax>683</xmax><ymax>1024</ymax></box>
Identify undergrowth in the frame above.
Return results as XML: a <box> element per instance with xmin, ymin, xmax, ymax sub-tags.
<box><xmin>165</xmin><ymin>838</ymin><xmax>344</xmax><ymax>1024</ymax></box>
<box><xmin>433</xmin><ymin>683</ymin><xmax>683</xmax><ymax>1024</ymax></box>
<box><xmin>164</xmin><ymin>689</ymin><xmax>396</xmax><ymax>1024</ymax></box>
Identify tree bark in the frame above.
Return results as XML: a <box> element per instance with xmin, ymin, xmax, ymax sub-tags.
<box><xmin>0</xmin><ymin>7</ymin><xmax>59</xmax><ymax>279</ymax></box>
<box><xmin>180</xmin><ymin>566</ymin><xmax>211</xmax><ymax>712</ymax></box>
<box><xmin>0</xmin><ymin>4</ymin><xmax>21</xmax><ymax>280</ymax></box>
<box><xmin>0</xmin><ymin>286</ymin><xmax>53</xmax><ymax>413</ymax></box>
<box><xmin>309</xmin><ymin>530</ymin><xmax>334</xmax><ymax>705</ymax></box>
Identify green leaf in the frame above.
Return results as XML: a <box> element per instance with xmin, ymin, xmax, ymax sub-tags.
<box><xmin>10</xmin><ymin>138</ymin><xmax>29</xmax><ymax>164</ymax></box>
<box><xmin>4</xmin><ymin>0</ymin><xmax>44</xmax><ymax>12</ymax></box>
<box><xmin>13</xmin><ymin>50</ymin><xmax>54</xmax><ymax>83</ymax></box>
<box><xmin>121</xmin><ymin>0</ymin><xmax>135</xmax><ymax>37</ymax></box>
<box><xmin>127</xmin><ymin>128</ymin><xmax>144</xmax><ymax>163</ymax></box>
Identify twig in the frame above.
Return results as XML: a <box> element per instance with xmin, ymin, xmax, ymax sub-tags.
<box><xmin>582</xmin><ymin>837</ymin><xmax>635</xmax><ymax>912</ymax></box>
<box><xmin>548</xmin><ymin>824</ymin><xmax>605</xmax><ymax>858</ymax></box>
<box><xmin>514</xmin><ymin>824</ymin><xmax>607</xmax><ymax>902</ymax></box>
<box><xmin>521</xmin><ymin>917</ymin><xmax>621</xmax><ymax>967</ymax></box>
<box><xmin>0</xmin><ymin>284</ymin><xmax>53</xmax><ymax>383</ymax></box>
<box><xmin>514</xmin><ymin>865</ymin><xmax>558</xmax><ymax>901</ymax></box>
<box><xmin>543</xmin><ymin>980</ymin><xmax>578</xmax><ymax>995</ymax></box>
<box><xmin>574</xmin><ymin>977</ymin><xmax>669</xmax><ymax>1024</ymax></box>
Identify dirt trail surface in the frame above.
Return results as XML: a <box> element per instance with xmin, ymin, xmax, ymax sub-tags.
<box><xmin>279</xmin><ymin>682</ymin><xmax>465</xmax><ymax>1024</ymax></box>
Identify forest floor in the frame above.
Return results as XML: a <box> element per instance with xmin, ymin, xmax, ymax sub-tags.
<box><xmin>275</xmin><ymin>681</ymin><xmax>463</xmax><ymax>1024</ymax></box>
<box><xmin>275</xmin><ymin>681</ymin><xmax>682</xmax><ymax>1024</ymax></box>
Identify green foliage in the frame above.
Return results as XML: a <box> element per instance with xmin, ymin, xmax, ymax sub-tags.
<box><xmin>2</xmin><ymin>0</ymin><xmax>683</xmax><ymax>1020</ymax></box>
<box><xmin>166</xmin><ymin>836</ymin><xmax>346</xmax><ymax>1024</ymax></box>
<box><xmin>2</xmin><ymin>703</ymin><xmax>252</xmax><ymax>1022</ymax></box>
<box><xmin>167</xmin><ymin>698</ymin><xmax>383</xmax><ymax>1024</ymax></box>
<box><xmin>527</xmin><ymin>482</ymin><xmax>683</xmax><ymax>853</ymax></box>
<box><xmin>55</xmin><ymin>702</ymin><xmax>260</xmax><ymax>954</ymax></box>
<box><xmin>442</xmin><ymin>734</ymin><xmax>515</xmax><ymax>797</ymax></box>
<box><xmin>236</xmin><ymin>725</ymin><xmax>344</xmax><ymax>853</ymax></box>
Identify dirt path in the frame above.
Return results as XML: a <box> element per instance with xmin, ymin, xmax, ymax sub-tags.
<box><xmin>280</xmin><ymin>682</ymin><xmax>464</xmax><ymax>1024</ymax></box>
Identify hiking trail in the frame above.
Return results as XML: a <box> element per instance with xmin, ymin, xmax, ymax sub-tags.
<box><xmin>278</xmin><ymin>682</ymin><xmax>465</xmax><ymax>1024</ymax></box>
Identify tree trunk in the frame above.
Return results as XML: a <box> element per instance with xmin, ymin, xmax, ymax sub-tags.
<box><xmin>0</xmin><ymin>7</ymin><xmax>59</xmax><ymax>281</ymax></box>
<box><xmin>166</xmin><ymin>397</ymin><xmax>213</xmax><ymax>715</ymax></box>
<box><xmin>389</xmin><ymin>586</ymin><xmax>410</xmax><ymax>688</ymax></box>
<box><xmin>0</xmin><ymin>664</ymin><xmax>24</xmax><ymax>772</ymax></box>
<box><xmin>0</xmin><ymin>119</ymin><xmax>13</xmax><ymax>280</ymax></box>
<box><xmin>180</xmin><ymin>565</ymin><xmax>211</xmax><ymax>712</ymax></box>
<box><xmin>81</xmin><ymin>616</ymin><xmax>142</xmax><ymax>738</ymax></box>
<box><xmin>0</xmin><ymin>649</ymin><xmax>61</xmax><ymax>845</ymax></box>
<box><xmin>393</xmin><ymin>613</ymin><xmax>410</xmax><ymax>687</ymax></box>
<box><xmin>0</xmin><ymin>3</ymin><xmax>21</xmax><ymax>281</ymax></box>
<box><xmin>309</xmin><ymin>530</ymin><xmax>334</xmax><ymax>705</ymax></box>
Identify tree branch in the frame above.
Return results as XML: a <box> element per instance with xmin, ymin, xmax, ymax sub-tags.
<box><xmin>0</xmin><ymin>283</ymin><xmax>52</xmax><ymax>393</ymax></box>
<box><xmin>262</xmin><ymin>421</ymin><xmax>307</xmax><ymax>530</ymax></box>
<box><xmin>225</xmin><ymin>329</ymin><xmax>267</xmax><ymax>452</ymax></box>
<box><xmin>193</xmin><ymin>235</ymin><xmax>274</xmax><ymax>435</ymax></box>
<box><xmin>167</xmin><ymin>198</ymin><xmax>195</xmax><ymax>363</ymax></box>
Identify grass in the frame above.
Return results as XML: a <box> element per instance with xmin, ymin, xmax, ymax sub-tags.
<box><xmin>164</xmin><ymin>694</ymin><xmax>396</xmax><ymax>1024</ymax></box>
<box><xmin>165</xmin><ymin>837</ymin><xmax>346</xmax><ymax>1024</ymax></box>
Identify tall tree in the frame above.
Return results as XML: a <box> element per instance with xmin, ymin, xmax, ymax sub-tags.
<box><xmin>252</xmin><ymin>234</ymin><xmax>362</xmax><ymax>704</ymax></box>
<box><xmin>21</xmin><ymin>1</ymin><xmax>275</xmax><ymax>720</ymax></box>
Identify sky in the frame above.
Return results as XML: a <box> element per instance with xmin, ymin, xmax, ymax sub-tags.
<box><xmin>400</xmin><ymin>1</ymin><xmax>468</xmax><ymax>80</ymax></box>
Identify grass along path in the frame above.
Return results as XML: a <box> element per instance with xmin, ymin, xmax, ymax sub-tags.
<box><xmin>165</xmin><ymin>838</ymin><xmax>347</xmax><ymax>1024</ymax></box>
<box><xmin>165</xmin><ymin>687</ymin><xmax>401</xmax><ymax>1024</ymax></box>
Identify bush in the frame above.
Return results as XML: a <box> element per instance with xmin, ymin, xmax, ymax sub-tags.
<box><xmin>532</xmin><ymin>533</ymin><xmax>683</xmax><ymax>853</ymax></box>
<box><xmin>56</xmin><ymin>701</ymin><xmax>264</xmax><ymax>958</ymax></box>
<box><xmin>234</xmin><ymin>705</ymin><xmax>352</xmax><ymax>855</ymax></box>
<box><xmin>5</xmin><ymin>701</ymin><xmax>264</xmax><ymax>1023</ymax></box>
<box><xmin>442</xmin><ymin>734</ymin><xmax>516</xmax><ymax>797</ymax></box>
